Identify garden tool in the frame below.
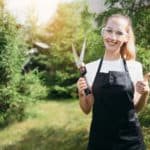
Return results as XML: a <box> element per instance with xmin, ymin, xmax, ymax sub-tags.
<box><xmin>72</xmin><ymin>39</ymin><xmax>91</xmax><ymax>95</ymax></box>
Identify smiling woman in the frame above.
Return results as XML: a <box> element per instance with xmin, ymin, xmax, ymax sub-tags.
<box><xmin>5</xmin><ymin>0</ymin><xmax>61</xmax><ymax>25</ymax></box>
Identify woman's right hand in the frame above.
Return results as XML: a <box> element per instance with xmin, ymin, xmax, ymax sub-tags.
<box><xmin>77</xmin><ymin>77</ymin><xmax>93</xmax><ymax>114</ymax></box>
<box><xmin>77</xmin><ymin>77</ymin><xmax>88</xmax><ymax>96</ymax></box>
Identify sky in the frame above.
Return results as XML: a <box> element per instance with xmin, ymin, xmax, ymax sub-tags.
<box><xmin>5</xmin><ymin>0</ymin><xmax>74</xmax><ymax>25</ymax></box>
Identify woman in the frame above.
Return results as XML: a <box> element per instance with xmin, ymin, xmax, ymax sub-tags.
<box><xmin>77</xmin><ymin>14</ymin><xmax>150</xmax><ymax>150</ymax></box>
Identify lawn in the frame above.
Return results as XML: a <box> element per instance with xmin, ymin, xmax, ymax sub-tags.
<box><xmin>0</xmin><ymin>99</ymin><xmax>149</xmax><ymax>150</ymax></box>
<box><xmin>0</xmin><ymin>100</ymin><xmax>91</xmax><ymax>150</ymax></box>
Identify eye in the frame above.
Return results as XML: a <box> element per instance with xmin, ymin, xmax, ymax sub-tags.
<box><xmin>116</xmin><ymin>31</ymin><xmax>124</xmax><ymax>36</ymax></box>
<box><xmin>106</xmin><ymin>29</ymin><xmax>113</xmax><ymax>34</ymax></box>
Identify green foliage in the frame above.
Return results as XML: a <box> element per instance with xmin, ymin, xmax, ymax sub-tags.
<box><xmin>18</xmin><ymin>71</ymin><xmax>48</xmax><ymax>100</ymax></box>
<box><xmin>86</xmin><ymin>30</ymin><xmax>104</xmax><ymax>61</ymax></box>
<box><xmin>0</xmin><ymin>86</ymin><xmax>26</xmax><ymax>126</ymax></box>
<box><xmin>0</xmin><ymin>10</ymin><xmax>29</xmax><ymax>126</ymax></box>
<box><xmin>36</xmin><ymin>2</ymin><xmax>88</xmax><ymax>98</ymax></box>
<box><xmin>136</xmin><ymin>46</ymin><xmax>150</xmax><ymax>73</ymax></box>
<box><xmin>0</xmin><ymin>13</ymin><xmax>18</xmax><ymax>84</ymax></box>
<box><xmin>95</xmin><ymin>8</ymin><xmax>124</xmax><ymax>29</ymax></box>
<box><xmin>132</xmin><ymin>6</ymin><xmax>150</xmax><ymax>49</ymax></box>
<box><xmin>35</xmin><ymin>2</ymin><xmax>104</xmax><ymax>98</ymax></box>
<box><xmin>136</xmin><ymin>46</ymin><xmax>150</xmax><ymax>104</ymax></box>
<box><xmin>0</xmin><ymin>7</ymin><xmax>50</xmax><ymax>126</ymax></box>
<box><xmin>105</xmin><ymin>0</ymin><xmax>149</xmax><ymax>15</ymax></box>
<box><xmin>142</xmin><ymin>127</ymin><xmax>150</xmax><ymax>148</ymax></box>
<box><xmin>138</xmin><ymin>105</ymin><xmax>150</xmax><ymax>127</ymax></box>
<box><xmin>136</xmin><ymin>47</ymin><xmax>150</xmax><ymax>132</ymax></box>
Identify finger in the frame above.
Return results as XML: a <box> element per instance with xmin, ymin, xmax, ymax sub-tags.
<box><xmin>136</xmin><ymin>83</ymin><xmax>150</xmax><ymax>94</ymax></box>
<box><xmin>77</xmin><ymin>80</ymin><xmax>87</xmax><ymax>88</ymax></box>
<box><xmin>136</xmin><ymin>87</ymin><xmax>144</xmax><ymax>93</ymax></box>
<box><xmin>78</xmin><ymin>77</ymin><xmax>85</xmax><ymax>82</ymax></box>
<box><xmin>137</xmin><ymin>81</ymin><xmax>148</xmax><ymax>87</ymax></box>
<box><xmin>77</xmin><ymin>81</ymin><xmax>88</xmax><ymax>90</ymax></box>
<box><xmin>78</xmin><ymin>77</ymin><xmax>87</xmax><ymax>83</ymax></box>
<box><xmin>143</xmin><ymin>85</ymin><xmax>150</xmax><ymax>93</ymax></box>
<box><xmin>136</xmin><ymin>83</ymin><xmax>144</xmax><ymax>92</ymax></box>
<box><xmin>77</xmin><ymin>78</ymin><xmax>85</xmax><ymax>85</ymax></box>
<box><xmin>136</xmin><ymin>88</ymin><xmax>145</xmax><ymax>94</ymax></box>
<box><xmin>79</xmin><ymin>82</ymin><xmax>88</xmax><ymax>88</ymax></box>
<box><xmin>137</xmin><ymin>84</ymin><xmax>148</xmax><ymax>91</ymax></box>
<box><xmin>78</xmin><ymin>85</ymin><xmax>88</xmax><ymax>94</ymax></box>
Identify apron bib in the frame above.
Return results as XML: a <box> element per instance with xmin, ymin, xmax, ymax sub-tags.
<box><xmin>87</xmin><ymin>58</ymin><xmax>146</xmax><ymax>150</ymax></box>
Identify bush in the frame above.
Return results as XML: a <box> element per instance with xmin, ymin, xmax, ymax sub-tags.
<box><xmin>0</xmin><ymin>9</ymin><xmax>51</xmax><ymax>126</ymax></box>
<box><xmin>136</xmin><ymin>46</ymin><xmax>150</xmax><ymax>74</ymax></box>
<box><xmin>18</xmin><ymin>70</ymin><xmax>48</xmax><ymax>100</ymax></box>
<box><xmin>0</xmin><ymin>87</ymin><xmax>25</xmax><ymax>126</ymax></box>
<box><xmin>136</xmin><ymin>46</ymin><xmax>150</xmax><ymax>132</ymax></box>
<box><xmin>138</xmin><ymin>105</ymin><xmax>150</xmax><ymax>127</ymax></box>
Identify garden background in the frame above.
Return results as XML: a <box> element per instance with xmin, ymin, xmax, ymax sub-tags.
<box><xmin>0</xmin><ymin>0</ymin><xmax>150</xmax><ymax>149</ymax></box>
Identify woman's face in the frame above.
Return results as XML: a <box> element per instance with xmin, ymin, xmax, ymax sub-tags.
<box><xmin>102</xmin><ymin>17</ymin><xmax>128</xmax><ymax>53</ymax></box>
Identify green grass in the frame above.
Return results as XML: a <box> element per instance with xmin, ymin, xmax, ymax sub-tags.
<box><xmin>0</xmin><ymin>99</ymin><xmax>149</xmax><ymax>150</ymax></box>
<box><xmin>0</xmin><ymin>100</ymin><xmax>91</xmax><ymax>150</ymax></box>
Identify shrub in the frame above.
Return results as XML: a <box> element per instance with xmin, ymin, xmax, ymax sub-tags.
<box><xmin>138</xmin><ymin>105</ymin><xmax>150</xmax><ymax>127</ymax></box>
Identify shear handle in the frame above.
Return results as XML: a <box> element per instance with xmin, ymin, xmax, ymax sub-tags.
<box><xmin>79</xmin><ymin>66</ymin><xmax>91</xmax><ymax>95</ymax></box>
<box><xmin>79</xmin><ymin>66</ymin><xmax>87</xmax><ymax>76</ymax></box>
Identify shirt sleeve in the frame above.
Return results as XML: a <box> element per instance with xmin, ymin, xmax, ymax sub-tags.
<box><xmin>127</xmin><ymin>61</ymin><xmax>143</xmax><ymax>83</ymax></box>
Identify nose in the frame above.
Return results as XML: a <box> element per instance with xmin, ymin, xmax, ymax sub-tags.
<box><xmin>110</xmin><ymin>32</ymin><xmax>117</xmax><ymax>40</ymax></box>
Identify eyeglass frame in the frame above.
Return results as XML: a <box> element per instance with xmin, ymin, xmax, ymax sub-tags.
<box><xmin>101</xmin><ymin>27</ymin><xmax>128</xmax><ymax>39</ymax></box>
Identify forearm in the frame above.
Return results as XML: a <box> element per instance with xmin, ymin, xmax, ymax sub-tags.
<box><xmin>79</xmin><ymin>92</ymin><xmax>93</xmax><ymax>114</ymax></box>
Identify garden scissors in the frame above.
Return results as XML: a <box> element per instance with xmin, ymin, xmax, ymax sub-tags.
<box><xmin>72</xmin><ymin>39</ymin><xmax>91</xmax><ymax>95</ymax></box>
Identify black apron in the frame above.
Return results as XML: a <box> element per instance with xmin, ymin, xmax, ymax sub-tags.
<box><xmin>87</xmin><ymin>58</ymin><xmax>146</xmax><ymax>150</ymax></box>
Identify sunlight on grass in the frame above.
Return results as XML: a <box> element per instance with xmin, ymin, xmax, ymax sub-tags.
<box><xmin>0</xmin><ymin>99</ymin><xmax>91</xmax><ymax>150</ymax></box>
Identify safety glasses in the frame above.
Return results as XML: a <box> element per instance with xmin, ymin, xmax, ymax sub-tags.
<box><xmin>101</xmin><ymin>27</ymin><xmax>128</xmax><ymax>39</ymax></box>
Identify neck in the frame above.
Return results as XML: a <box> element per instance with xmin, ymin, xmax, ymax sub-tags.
<box><xmin>104</xmin><ymin>50</ymin><xmax>121</xmax><ymax>60</ymax></box>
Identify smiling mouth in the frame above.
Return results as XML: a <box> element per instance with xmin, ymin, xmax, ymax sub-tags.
<box><xmin>107</xmin><ymin>40</ymin><xmax>118</xmax><ymax>46</ymax></box>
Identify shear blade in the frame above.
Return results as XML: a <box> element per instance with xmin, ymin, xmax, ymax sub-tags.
<box><xmin>80</xmin><ymin>39</ymin><xmax>86</xmax><ymax>62</ymax></box>
<box><xmin>72</xmin><ymin>44</ymin><xmax>80</xmax><ymax>68</ymax></box>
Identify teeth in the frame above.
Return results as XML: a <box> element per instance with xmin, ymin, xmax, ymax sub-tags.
<box><xmin>108</xmin><ymin>42</ymin><xmax>116</xmax><ymax>45</ymax></box>
<box><xmin>108</xmin><ymin>40</ymin><xmax>117</xmax><ymax>44</ymax></box>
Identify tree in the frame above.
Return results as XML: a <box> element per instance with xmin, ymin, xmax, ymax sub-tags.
<box><xmin>105</xmin><ymin>0</ymin><xmax>150</xmax><ymax>14</ymax></box>
<box><xmin>44</xmin><ymin>2</ymin><xmax>84</xmax><ymax>98</ymax></box>
<box><xmin>0</xmin><ymin>9</ymin><xmax>27</xmax><ymax>126</ymax></box>
<box><xmin>41</xmin><ymin>1</ymin><xmax>104</xmax><ymax>98</ymax></box>
<box><xmin>23</xmin><ymin>2</ymin><xmax>39</xmax><ymax>43</ymax></box>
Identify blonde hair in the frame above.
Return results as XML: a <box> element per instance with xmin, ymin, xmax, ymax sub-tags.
<box><xmin>105</xmin><ymin>14</ymin><xmax>136</xmax><ymax>60</ymax></box>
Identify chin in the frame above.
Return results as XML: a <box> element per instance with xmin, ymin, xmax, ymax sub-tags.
<box><xmin>105</xmin><ymin>46</ymin><xmax>119</xmax><ymax>52</ymax></box>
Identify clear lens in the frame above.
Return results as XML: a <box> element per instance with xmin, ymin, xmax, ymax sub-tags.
<box><xmin>101</xmin><ymin>28</ymin><xmax>127</xmax><ymax>39</ymax></box>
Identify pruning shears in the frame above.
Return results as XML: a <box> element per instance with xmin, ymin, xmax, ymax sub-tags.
<box><xmin>72</xmin><ymin>39</ymin><xmax>91</xmax><ymax>95</ymax></box>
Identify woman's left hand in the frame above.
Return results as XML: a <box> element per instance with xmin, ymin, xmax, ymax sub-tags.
<box><xmin>136</xmin><ymin>72</ymin><xmax>150</xmax><ymax>95</ymax></box>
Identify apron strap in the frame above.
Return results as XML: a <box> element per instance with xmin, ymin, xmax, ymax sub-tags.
<box><xmin>95</xmin><ymin>57</ymin><xmax>103</xmax><ymax>75</ymax></box>
<box><xmin>96</xmin><ymin>57</ymin><xmax>129</xmax><ymax>75</ymax></box>
<box><xmin>122</xmin><ymin>59</ymin><xmax>129</xmax><ymax>72</ymax></box>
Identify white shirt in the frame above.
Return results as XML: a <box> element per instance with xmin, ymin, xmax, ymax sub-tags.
<box><xmin>85</xmin><ymin>58</ymin><xmax>143</xmax><ymax>87</ymax></box>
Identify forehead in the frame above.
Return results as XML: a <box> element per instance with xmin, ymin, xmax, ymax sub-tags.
<box><xmin>106</xmin><ymin>17</ymin><xmax>128</xmax><ymax>31</ymax></box>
